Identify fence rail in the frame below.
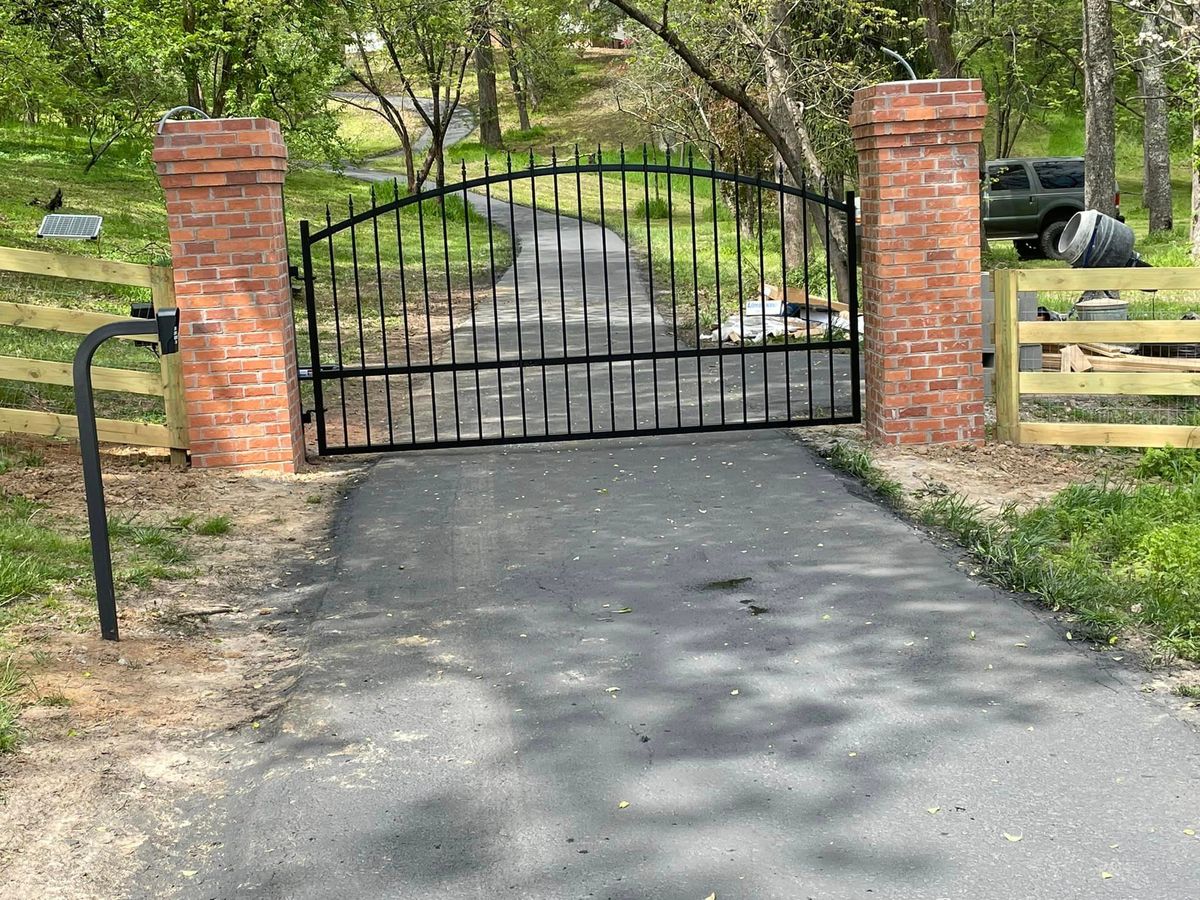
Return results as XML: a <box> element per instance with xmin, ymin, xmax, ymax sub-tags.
<box><xmin>994</xmin><ymin>267</ymin><xmax>1200</xmax><ymax>449</ymax></box>
<box><xmin>0</xmin><ymin>246</ymin><xmax>188</xmax><ymax>464</ymax></box>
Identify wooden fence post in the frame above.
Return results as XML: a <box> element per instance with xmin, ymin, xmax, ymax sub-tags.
<box><xmin>993</xmin><ymin>269</ymin><xmax>1020</xmax><ymax>443</ymax></box>
<box><xmin>149</xmin><ymin>265</ymin><xmax>189</xmax><ymax>467</ymax></box>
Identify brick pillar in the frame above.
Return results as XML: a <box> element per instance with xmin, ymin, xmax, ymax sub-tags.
<box><xmin>850</xmin><ymin>80</ymin><xmax>988</xmax><ymax>446</ymax></box>
<box><xmin>152</xmin><ymin>118</ymin><xmax>304</xmax><ymax>472</ymax></box>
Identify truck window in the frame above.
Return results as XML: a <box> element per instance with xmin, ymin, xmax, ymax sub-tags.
<box><xmin>1032</xmin><ymin>160</ymin><xmax>1084</xmax><ymax>189</ymax></box>
<box><xmin>987</xmin><ymin>164</ymin><xmax>1031</xmax><ymax>192</ymax></box>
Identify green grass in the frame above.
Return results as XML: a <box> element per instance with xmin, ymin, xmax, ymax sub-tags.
<box><xmin>0</xmin><ymin>655</ymin><xmax>26</xmax><ymax>752</ymax></box>
<box><xmin>825</xmin><ymin>443</ymin><xmax>905</xmax><ymax>507</ymax></box>
<box><xmin>332</xmin><ymin>101</ymin><xmax>424</xmax><ymax>161</ymax></box>
<box><xmin>0</xmin><ymin>463</ymin><xmax>195</xmax><ymax>638</ymax></box>
<box><xmin>195</xmin><ymin>515</ymin><xmax>231</xmax><ymax>536</ymax></box>
<box><xmin>916</xmin><ymin>452</ymin><xmax>1200</xmax><ymax>662</ymax></box>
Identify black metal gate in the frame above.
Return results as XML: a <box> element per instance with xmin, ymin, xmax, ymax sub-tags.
<box><xmin>298</xmin><ymin>149</ymin><xmax>859</xmax><ymax>453</ymax></box>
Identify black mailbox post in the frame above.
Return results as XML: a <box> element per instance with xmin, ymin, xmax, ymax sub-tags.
<box><xmin>74</xmin><ymin>309</ymin><xmax>181</xmax><ymax>640</ymax></box>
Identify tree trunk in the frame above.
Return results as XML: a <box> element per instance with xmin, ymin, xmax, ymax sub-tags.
<box><xmin>1191</xmin><ymin>62</ymin><xmax>1200</xmax><ymax>258</ymax></box>
<box><xmin>1083</xmin><ymin>0</ymin><xmax>1117</xmax><ymax>216</ymax></box>
<box><xmin>920</xmin><ymin>0</ymin><xmax>958</xmax><ymax>77</ymax></box>
<box><xmin>777</xmin><ymin>154</ymin><xmax>806</xmax><ymax>271</ymax></box>
<box><xmin>1140</xmin><ymin>11</ymin><xmax>1173</xmax><ymax>233</ymax></box>
<box><xmin>475</xmin><ymin>28</ymin><xmax>503</xmax><ymax>149</ymax></box>
<box><xmin>920</xmin><ymin>0</ymin><xmax>986</xmax><ymax>252</ymax></box>
<box><xmin>505</xmin><ymin>39</ymin><xmax>531</xmax><ymax>131</ymax></box>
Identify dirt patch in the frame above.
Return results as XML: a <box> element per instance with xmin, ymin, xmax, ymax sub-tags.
<box><xmin>798</xmin><ymin>424</ymin><xmax>1138</xmax><ymax>515</ymax></box>
<box><xmin>0</xmin><ymin>435</ymin><xmax>362</xmax><ymax>898</ymax></box>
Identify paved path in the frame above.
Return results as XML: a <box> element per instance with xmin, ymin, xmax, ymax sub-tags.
<box><xmin>144</xmin><ymin>433</ymin><xmax>1199</xmax><ymax>899</ymax></box>
<box><xmin>333</xmin><ymin>92</ymin><xmax>477</xmax><ymax>180</ymax></box>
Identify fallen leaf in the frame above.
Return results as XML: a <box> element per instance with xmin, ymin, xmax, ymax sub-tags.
<box><xmin>180</xmin><ymin>871</ymin><xmax>198</xmax><ymax>878</ymax></box>
<box><xmin>1014</xmin><ymin>642</ymin><xmax>1028</xmax><ymax>648</ymax></box>
<box><xmin>730</xmin><ymin>689</ymin><xmax>740</xmax><ymax>696</ymax></box>
<box><xmin>1184</xmin><ymin>828</ymin><xmax>1196</xmax><ymax>836</ymax></box>
<box><xmin>704</xmin><ymin>894</ymin><xmax>716</xmax><ymax>900</ymax></box>
<box><xmin>848</xmin><ymin>752</ymin><xmax>857</xmax><ymax>758</ymax></box>
<box><xmin>1101</xmin><ymin>872</ymin><xmax>1113</xmax><ymax>880</ymax></box>
<box><xmin>617</xmin><ymin>800</ymin><xmax>630</xmax><ymax>809</ymax></box>
<box><xmin>1109</xmin><ymin>636</ymin><xmax>1120</xmax><ymax>645</ymax></box>
<box><xmin>616</xmin><ymin>607</ymin><xmax>633</xmax><ymax>614</ymax></box>
<box><xmin>821</xmin><ymin>614</ymin><xmax>831</xmax><ymax>621</ymax></box>
<box><xmin>969</xmin><ymin>630</ymin><xmax>976</xmax><ymax>641</ymax></box>
<box><xmin>1066</xmin><ymin>631</ymin><xmax>1073</xmax><ymax>641</ymax></box>
<box><xmin>1002</xmin><ymin>832</ymin><xmax>1023</xmax><ymax>842</ymax></box>
<box><xmin>605</xmin><ymin>687</ymin><xmax>621</xmax><ymax>694</ymax></box>
<box><xmin>926</xmin><ymin>807</ymin><xmax>940</xmax><ymax>815</ymax></box>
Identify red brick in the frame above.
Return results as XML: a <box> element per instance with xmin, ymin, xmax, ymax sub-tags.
<box><xmin>154</xmin><ymin>117</ymin><xmax>305</xmax><ymax>472</ymax></box>
<box><xmin>852</xmin><ymin>79</ymin><xmax>986</xmax><ymax>448</ymax></box>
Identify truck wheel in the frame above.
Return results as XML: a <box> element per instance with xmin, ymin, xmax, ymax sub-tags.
<box><xmin>1040</xmin><ymin>219</ymin><xmax>1069</xmax><ymax>260</ymax></box>
<box><xmin>1014</xmin><ymin>240</ymin><xmax>1043</xmax><ymax>260</ymax></box>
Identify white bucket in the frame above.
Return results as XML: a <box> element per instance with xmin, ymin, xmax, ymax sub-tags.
<box><xmin>1075</xmin><ymin>297</ymin><xmax>1129</xmax><ymax>321</ymax></box>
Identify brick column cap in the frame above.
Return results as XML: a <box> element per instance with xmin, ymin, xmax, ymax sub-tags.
<box><xmin>152</xmin><ymin>118</ymin><xmax>288</xmax><ymax>177</ymax></box>
<box><xmin>850</xmin><ymin>79</ymin><xmax>986</xmax><ymax>144</ymax></box>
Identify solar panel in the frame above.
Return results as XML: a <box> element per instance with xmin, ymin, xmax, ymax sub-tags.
<box><xmin>38</xmin><ymin>214</ymin><xmax>103</xmax><ymax>240</ymax></box>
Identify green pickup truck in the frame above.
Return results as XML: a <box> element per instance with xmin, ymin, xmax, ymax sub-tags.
<box><xmin>984</xmin><ymin>157</ymin><xmax>1121</xmax><ymax>260</ymax></box>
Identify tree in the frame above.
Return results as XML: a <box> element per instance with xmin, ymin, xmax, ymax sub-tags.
<box><xmin>0</xmin><ymin>0</ymin><xmax>344</xmax><ymax>169</ymax></box>
<box><xmin>171</xmin><ymin>0</ymin><xmax>345</xmax><ymax>160</ymax></box>
<box><xmin>498</xmin><ymin>23</ymin><xmax>533</xmax><ymax>132</ymax></box>
<box><xmin>606</xmin><ymin>0</ymin><xmax>901</xmax><ymax>302</ymax></box>
<box><xmin>1118</xmin><ymin>1</ymin><xmax>1196</xmax><ymax>252</ymax></box>
<box><xmin>342</xmin><ymin>0</ymin><xmax>478</xmax><ymax>190</ymax></box>
<box><xmin>1083</xmin><ymin>0</ymin><xmax>1118</xmax><ymax>216</ymax></box>
<box><xmin>496</xmin><ymin>0</ymin><xmax>578</xmax><ymax>130</ymax></box>
<box><xmin>921</xmin><ymin>0</ymin><xmax>960</xmax><ymax>77</ymax></box>
<box><xmin>475</xmin><ymin>8</ymin><xmax>503</xmax><ymax>148</ymax></box>
<box><xmin>1138</xmin><ymin>4</ymin><xmax>1173</xmax><ymax>232</ymax></box>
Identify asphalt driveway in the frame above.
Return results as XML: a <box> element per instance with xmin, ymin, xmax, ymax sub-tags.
<box><xmin>143</xmin><ymin>430</ymin><xmax>1200</xmax><ymax>899</ymax></box>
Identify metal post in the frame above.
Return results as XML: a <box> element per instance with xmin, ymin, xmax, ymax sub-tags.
<box><xmin>73</xmin><ymin>312</ymin><xmax>179</xmax><ymax>640</ymax></box>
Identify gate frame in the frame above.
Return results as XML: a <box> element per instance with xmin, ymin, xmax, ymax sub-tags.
<box><xmin>299</xmin><ymin>154</ymin><xmax>861</xmax><ymax>455</ymax></box>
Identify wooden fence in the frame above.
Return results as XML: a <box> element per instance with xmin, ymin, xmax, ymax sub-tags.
<box><xmin>0</xmin><ymin>246</ymin><xmax>188</xmax><ymax>465</ymax></box>
<box><xmin>994</xmin><ymin>267</ymin><xmax>1200</xmax><ymax>449</ymax></box>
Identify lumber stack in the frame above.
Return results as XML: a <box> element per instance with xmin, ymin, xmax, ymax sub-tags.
<box><xmin>1043</xmin><ymin>344</ymin><xmax>1200</xmax><ymax>373</ymax></box>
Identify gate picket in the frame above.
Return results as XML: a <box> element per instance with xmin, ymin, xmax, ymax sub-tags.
<box><xmin>298</xmin><ymin>152</ymin><xmax>861</xmax><ymax>453</ymax></box>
